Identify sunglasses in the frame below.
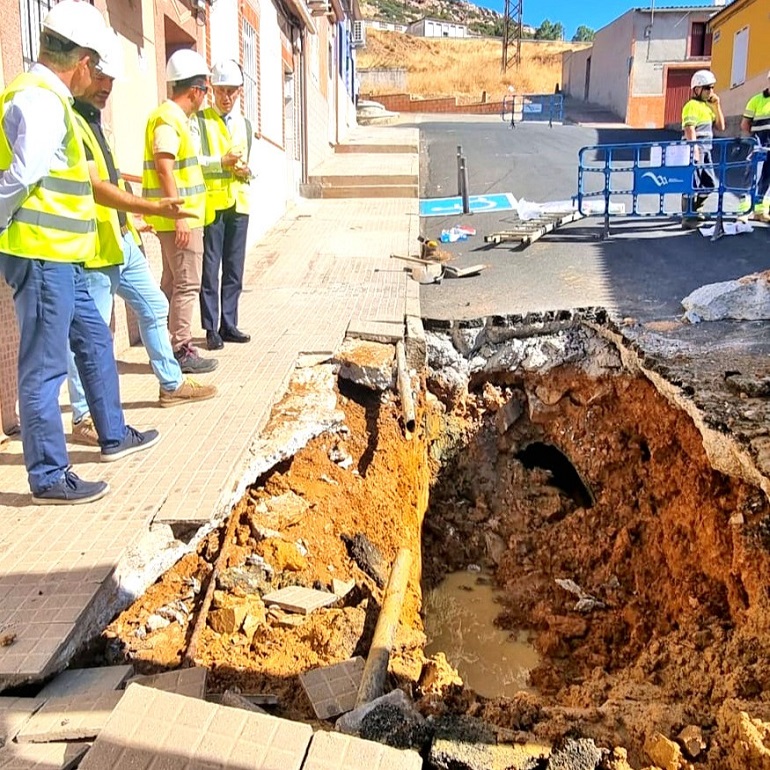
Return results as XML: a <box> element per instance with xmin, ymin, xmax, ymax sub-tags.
<box><xmin>701</xmin><ymin>85</ymin><xmax>714</xmax><ymax>90</ymax></box>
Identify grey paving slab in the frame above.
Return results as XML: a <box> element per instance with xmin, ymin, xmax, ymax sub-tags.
<box><xmin>302</xmin><ymin>731</ymin><xmax>423</xmax><ymax>770</ymax></box>
<box><xmin>126</xmin><ymin>667</ymin><xmax>207</xmax><ymax>699</ymax></box>
<box><xmin>16</xmin><ymin>692</ymin><xmax>122</xmax><ymax>743</ymax></box>
<box><xmin>37</xmin><ymin>666</ymin><xmax>133</xmax><ymax>700</ymax></box>
<box><xmin>262</xmin><ymin>586</ymin><xmax>338</xmax><ymax>615</ymax></box>
<box><xmin>0</xmin><ymin>742</ymin><xmax>89</xmax><ymax>769</ymax></box>
<box><xmin>0</xmin><ymin>697</ymin><xmax>44</xmax><ymax>744</ymax></box>
<box><xmin>299</xmin><ymin>657</ymin><xmax>364</xmax><ymax>719</ymax></box>
<box><xmin>79</xmin><ymin>684</ymin><xmax>312</xmax><ymax>770</ymax></box>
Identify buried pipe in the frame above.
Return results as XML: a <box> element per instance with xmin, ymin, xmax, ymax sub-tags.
<box><xmin>396</xmin><ymin>341</ymin><xmax>417</xmax><ymax>434</ymax></box>
<box><xmin>356</xmin><ymin>548</ymin><xmax>413</xmax><ymax>707</ymax></box>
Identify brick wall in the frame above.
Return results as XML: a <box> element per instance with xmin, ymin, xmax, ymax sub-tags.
<box><xmin>361</xmin><ymin>91</ymin><xmax>505</xmax><ymax>115</ymax></box>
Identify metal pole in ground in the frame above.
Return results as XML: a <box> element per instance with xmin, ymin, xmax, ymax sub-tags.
<box><xmin>456</xmin><ymin>145</ymin><xmax>463</xmax><ymax>197</ymax></box>
<box><xmin>460</xmin><ymin>155</ymin><xmax>470</xmax><ymax>214</ymax></box>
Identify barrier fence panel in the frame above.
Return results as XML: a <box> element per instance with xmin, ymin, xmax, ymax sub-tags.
<box><xmin>576</xmin><ymin>137</ymin><xmax>765</xmax><ymax>240</ymax></box>
<box><xmin>501</xmin><ymin>94</ymin><xmax>564</xmax><ymax>128</ymax></box>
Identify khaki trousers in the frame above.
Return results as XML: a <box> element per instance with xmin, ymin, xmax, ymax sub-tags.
<box><xmin>156</xmin><ymin>228</ymin><xmax>203</xmax><ymax>352</ymax></box>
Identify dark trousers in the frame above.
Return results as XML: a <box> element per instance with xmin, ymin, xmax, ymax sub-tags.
<box><xmin>0</xmin><ymin>256</ymin><xmax>126</xmax><ymax>493</ymax></box>
<box><xmin>200</xmin><ymin>205</ymin><xmax>249</xmax><ymax>333</ymax></box>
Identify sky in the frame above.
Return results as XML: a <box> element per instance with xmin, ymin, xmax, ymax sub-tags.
<box><xmin>474</xmin><ymin>0</ymin><xmax>717</xmax><ymax>40</ymax></box>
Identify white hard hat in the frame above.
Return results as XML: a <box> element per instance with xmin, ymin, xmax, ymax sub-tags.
<box><xmin>211</xmin><ymin>59</ymin><xmax>243</xmax><ymax>87</ymax></box>
<box><xmin>691</xmin><ymin>69</ymin><xmax>716</xmax><ymax>88</ymax></box>
<box><xmin>94</xmin><ymin>30</ymin><xmax>123</xmax><ymax>79</ymax></box>
<box><xmin>166</xmin><ymin>49</ymin><xmax>210</xmax><ymax>83</ymax></box>
<box><xmin>42</xmin><ymin>0</ymin><xmax>110</xmax><ymax>59</ymax></box>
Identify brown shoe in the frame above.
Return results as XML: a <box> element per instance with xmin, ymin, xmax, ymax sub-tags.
<box><xmin>71</xmin><ymin>415</ymin><xmax>99</xmax><ymax>446</ymax></box>
<box><xmin>159</xmin><ymin>377</ymin><xmax>218</xmax><ymax>408</ymax></box>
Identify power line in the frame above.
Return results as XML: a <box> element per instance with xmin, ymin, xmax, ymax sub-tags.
<box><xmin>501</xmin><ymin>0</ymin><xmax>523</xmax><ymax>72</ymax></box>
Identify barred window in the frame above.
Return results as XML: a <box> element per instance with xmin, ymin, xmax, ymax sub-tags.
<box><xmin>242</xmin><ymin>19</ymin><xmax>258</xmax><ymax>125</ymax></box>
<box><xmin>20</xmin><ymin>0</ymin><xmax>56</xmax><ymax>68</ymax></box>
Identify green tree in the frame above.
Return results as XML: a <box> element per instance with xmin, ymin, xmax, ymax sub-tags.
<box><xmin>534</xmin><ymin>19</ymin><xmax>564</xmax><ymax>40</ymax></box>
<box><xmin>572</xmin><ymin>25</ymin><xmax>595</xmax><ymax>42</ymax></box>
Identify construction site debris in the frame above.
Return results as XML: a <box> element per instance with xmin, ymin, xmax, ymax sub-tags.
<box><xmin>261</xmin><ymin>586</ymin><xmax>338</xmax><ymax>615</ymax></box>
<box><xmin>127</xmin><ymin>667</ymin><xmax>208</xmax><ymax>699</ymax></box>
<box><xmin>682</xmin><ymin>270</ymin><xmax>770</xmax><ymax>323</ymax></box>
<box><xmin>341</xmin><ymin>532</ymin><xmax>386</xmax><ymax>587</ymax></box>
<box><xmin>299</xmin><ymin>656</ymin><xmax>364</xmax><ymax>719</ymax></box>
<box><xmin>37</xmin><ymin>665</ymin><xmax>133</xmax><ymax>700</ymax></box>
<box><xmin>335</xmin><ymin>338</ymin><xmax>395</xmax><ymax>392</ymax></box>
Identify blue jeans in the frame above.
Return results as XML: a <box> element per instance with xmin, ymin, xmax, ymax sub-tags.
<box><xmin>201</xmin><ymin>206</ymin><xmax>249</xmax><ymax>333</ymax></box>
<box><xmin>67</xmin><ymin>233</ymin><xmax>184</xmax><ymax>421</ymax></box>
<box><xmin>0</xmin><ymin>254</ymin><xmax>127</xmax><ymax>494</ymax></box>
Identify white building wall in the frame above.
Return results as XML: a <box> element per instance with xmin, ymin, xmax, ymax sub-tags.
<box><xmin>561</xmin><ymin>47</ymin><xmax>592</xmax><ymax>100</ymax></box>
<box><xmin>209</xmin><ymin>0</ymin><xmax>239</xmax><ymax>62</ymax></box>
<box><xmin>588</xmin><ymin>10</ymin><xmax>634</xmax><ymax>119</ymax></box>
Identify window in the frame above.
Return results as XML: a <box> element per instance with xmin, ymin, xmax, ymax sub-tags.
<box><xmin>689</xmin><ymin>21</ymin><xmax>712</xmax><ymax>58</ymax></box>
<box><xmin>731</xmin><ymin>26</ymin><xmax>749</xmax><ymax>87</ymax></box>
<box><xmin>19</xmin><ymin>0</ymin><xmax>56</xmax><ymax>68</ymax></box>
<box><xmin>241</xmin><ymin>19</ymin><xmax>258</xmax><ymax>125</ymax></box>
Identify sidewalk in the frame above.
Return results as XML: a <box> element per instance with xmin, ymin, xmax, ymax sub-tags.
<box><xmin>0</xmin><ymin>125</ymin><xmax>420</xmax><ymax>689</ymax></box>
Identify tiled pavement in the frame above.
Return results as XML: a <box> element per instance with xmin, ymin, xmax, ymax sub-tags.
<box><xmin>0</xmin><ymin>125</ymin><xmax>420</xmax><ymax>688</ymax></box>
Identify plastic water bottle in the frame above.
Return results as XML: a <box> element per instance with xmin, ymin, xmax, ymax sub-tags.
<box><xmin>439</xmin><ymin>227</ymin><xmax>469</xmax><ymax>243</ymax></box>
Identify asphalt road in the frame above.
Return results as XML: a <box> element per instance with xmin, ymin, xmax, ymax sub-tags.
<box><xmin>412</xmin><ymin>116</ymin><xmax>770</xmax><ymax>325</ymax></box>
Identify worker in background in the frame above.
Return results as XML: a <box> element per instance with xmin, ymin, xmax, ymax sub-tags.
<box><xmin>196</xmin><ymin>59</ymin><xmax>253</xmax><ymax>351</ymax></box>
<box><xmin>681</xmin><ymin>69</ymin><xmax>725</xmax><ymax>230</ymax></box>
<box><xmin>142</xmin><ymin>49</ymin><xmax>217</xmax><ymax>374</ymax></box>
<box><xmin>740</xmin><ymin>71</ymin><xmax>770</xmax><ymax>222</ymax></box>
<box><xmin>0</xmin><ymin>1</ymin><xmax>159</xmax><ymax>505</ymax></box>
<box><xmin>67</xmin><ymin>34</ymin><xmax>218</xmax><ymax>447</ymax></box>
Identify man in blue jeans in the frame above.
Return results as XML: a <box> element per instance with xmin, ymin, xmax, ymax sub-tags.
<box><xmin>0</xmin><ymin>2</ymin><xmax>159</xmax><ymax>505</ymax></box>
<box><xmin>66</xmin><ymin>35</ymin><xmax>218</xmax><ymax>446</ymax></box>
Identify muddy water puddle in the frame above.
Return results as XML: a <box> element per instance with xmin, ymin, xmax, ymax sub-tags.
<box><xmin>423</xmin><ymin>570</ymin><xmax>539</xmax><ymax>698</ymax></box>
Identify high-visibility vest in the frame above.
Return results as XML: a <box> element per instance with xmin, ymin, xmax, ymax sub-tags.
<box><xmin>0</xmin><ymin>72</ymin><xmax>96</xmax><ymax>262</ymax></box>
<box><xmin>142</xmin><ymin>101</ymin><xmax>208</xmax><ymax>231</ymax></box>
<box><xmin>196</xmin><ymin>107</ymin><xmax>252</xmax><ymax>221</ymax></box>
<box><xmin>73</xmin><ymin>112</ymin><xmax>141</xmax><ymax>270</ymax></box>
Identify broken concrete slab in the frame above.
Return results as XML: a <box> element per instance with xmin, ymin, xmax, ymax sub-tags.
<box><xmin>335</xmin><ymin>338</ymin><xmax>395</xmax><ymax>392</ymax></box>
<box><xmin>218</xmin><ymin>689</ymin><xmax>268</xmax><ymax>714</ymax></box>
<box><xmin>303</xmin><ymin>730</ymin><xmax>422</xmax><ymax>770</ymax></box>
<box><xmin>262</xmin><ymin>586</ymin><xmax>338</xmax><ymax>615</ymax></box>
<box><xmin>0</xmin><ymin>697</ymin><xmax>45</xmax><ymax>745</ymax></box>
<box><xmin>16</xmin><ymin>691</ymin><xmax>122</xmax><ymax>743</ymax></box>
<box><xmin>126</xmin><ymin>667</ymin><xmax>207</xmax><ymax>699</ymax></box>
<box><xmin>299</xmin><ymin>657</ymin><xmax>365</xmax><ymax>719</ymax></box>
<box><xmin>79</xmin><ymin>684</ymin><xmax>312</xmax><ymax>770</ymax></box>
<box><xmin>251</xmin><ymin>491</ymin><xmax>310</xmax><ymax>531</ymax></box>
<box><xmin>37</xmin><ymin>665</ymin><xmax>133</xmax><ymax>700</ymax></box>
<box><xmin>429</xmin><ymin>737</ymin><xmax>548</xmax><ymax>770</ymax></box>
<box><xmin>0</xmin><ymin>741</ymin><xmax>90</xmax><ymax>769</ymax></box>
<box><xmin>682</xmin><ymin>271</ymin><xmax>770</xmax><ymax>323</ymax></box>
<box><xmin>548</xmin><ymin>738</ymin><xmax>602</xmax><ymax>769</ymax></box>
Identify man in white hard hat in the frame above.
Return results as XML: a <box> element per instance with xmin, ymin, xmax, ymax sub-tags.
<box><xmin>142</xmin><ymin>48</ymin><xmax>217</xmax><ymax>374</ymax></box>
<box><xmin>195</xmin><ymin>59</ymin><xmax>253</xmax><ymax>351</ymax></box>
<box><xmin>740</xmin><ymin>71</ymin><xmax>770</xmax><ymax>221</ymax></box>
<box><xmin>0</xmin><ymin>1</ymin><xmax>160</xmax><ymax>504</ymax></box>
<box><xmin>681</xmin><ymin>69</ymin><xmax>725</xmax><ymax>229</ymax></box>
<box><xmin>66</xmin><ymin>33</ymin><xmax>217</xmax><ymax>447</ymax></box>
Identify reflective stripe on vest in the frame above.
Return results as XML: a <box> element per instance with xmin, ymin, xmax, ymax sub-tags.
<box><xmin>141</xmin><ymin>101</ymin><xmax>208</xmax><ymax>231</ymax></box>
<box><xmin>0</xmin><ymin>72</ymin><xmax>96</xmax><ymax>262</ymax></box>
<box><xmin>196</xmin><ymin>107</ymin><xmax>251</xmax><ymax>220</ymax></box>
<box><xmin>73</xmin><ymin>112</ymin><xmax>140</xmax><ymax>269</ymax></box>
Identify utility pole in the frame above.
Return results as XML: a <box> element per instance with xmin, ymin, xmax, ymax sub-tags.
<box><xmin>501</xmin><ymin>0</ymin><xmax>523</xmax><ymax>72</ymax></box>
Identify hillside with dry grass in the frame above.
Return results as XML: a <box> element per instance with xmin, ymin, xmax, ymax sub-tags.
<box><xmin>358</xmin><ymin>29</ymin><xmax>589</xmax><ymax>99</ymax></box>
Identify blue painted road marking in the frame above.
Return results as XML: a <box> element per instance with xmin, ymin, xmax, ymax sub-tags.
<box><xmin>420</xmin><ymin>192</ymin><xmax>517</xmax><ymax>218</ymax></box>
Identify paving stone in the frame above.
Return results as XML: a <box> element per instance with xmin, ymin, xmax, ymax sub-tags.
<box><xmin>37</xmin><ymin>665</ymin><xmax>133</xmax><ymax>700</ymax></box>
<box><xmin>125</xmin><ymin>667</ymin><xmax>207</xmax><ymax>699</ymax></box>
<box><xmin>0</xmin><ymin>697</ymin><xmax>44</xmax><ymax>744</ymax></box>
<box><xmin>16</xmin><ymin>691</ymin><xmax>122</xmax><ymax>743</ymax></box>
<box><xmin>303</xmin><ymin>730</ymin><xmax>422</xmax><ymax>770</ymax></box>
<box><xmin>0</xmin><ymin>741</ymin><xmax>90</xmax><ymax>769</ymax></box>
<box><xmin>79</xmin><ymin>683</ymin><xmax>312</xmax><ymax>770</ymax></box>
<box><xmin>299</xmin><ymin>657</ymin><xmax>365</xmax><ymax>719</ymax></box>
<box><xmin>262</xmin><ymin>586</ymin><xmax>338</xmax><ymax>615</ymax></box>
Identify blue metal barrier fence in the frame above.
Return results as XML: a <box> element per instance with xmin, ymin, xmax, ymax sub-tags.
<box><xmin>501</xmin><ymin>93</ymin><xmax>564</xmax><ymax>128</ymax></box>
<box><xmin>577</xmin><ymin>137</ymin><xmax>766</xmax><ymax>240</ymax></box>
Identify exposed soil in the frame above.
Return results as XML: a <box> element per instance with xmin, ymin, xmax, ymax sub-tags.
<box><xmin>103</xmin><ymin>357</ymin><xmax>770</xmax><ymax>769</ymax></box>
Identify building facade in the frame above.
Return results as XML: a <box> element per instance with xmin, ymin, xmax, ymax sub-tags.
<box><xmin>708</xmin><ymin>0</ymin><xmax>770</xmax><ymax>133</ymax></box>
<box><xmin>0</xmin><ymin>0</ymin><xmax>361</xmax><ymax>434</ymax></box>
<box><xmin>562</xmin><ymin>6</ymin><xmax>716</xmax><ymax>128</ymax></box>
<box><xmin>406</xmin><ymin>18</ymin><xmax>468</xmax><ymax>38</ymax></box>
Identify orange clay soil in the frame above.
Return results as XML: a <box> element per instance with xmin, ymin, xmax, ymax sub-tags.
<box><xmin>105</xmin><ymin>368</ymin><xmax>770</xmax><ymax>769</ymax></box>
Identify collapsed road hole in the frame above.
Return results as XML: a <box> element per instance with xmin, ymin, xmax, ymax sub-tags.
<box><xmin>516</xmin><ymin>442</ymin><xmax>595</xmax><ymax>509</ymax></box>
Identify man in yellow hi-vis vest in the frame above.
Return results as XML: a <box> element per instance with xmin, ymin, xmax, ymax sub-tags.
<box><xmin>142</xmin><ymin>49</ymin><xmax>216</xmax><ymax>375</ymax></box>
<box><xmin>741</xmin><ymin>71</ymin><xmax>770</xmax><ymax>221</ymax></box>
<box><xmin>66</xmin><ymin>33</ymin><xmax>217</xmax><ymax>447</ymax></box>
<box><xmin>0</xmin><ymin>1</ymin><xmax>160</xmax><ymax>504</ymax></box>
<box><xmin>195</xmin><ymin>60</ymin><xmax>253</xmax><ymax>351</ymax></box>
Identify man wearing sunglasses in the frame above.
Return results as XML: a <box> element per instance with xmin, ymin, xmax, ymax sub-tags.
<box><xmin>681</xmin><ymin>69</ymin><xmax>725</xmax><ymax>230</ymax></box>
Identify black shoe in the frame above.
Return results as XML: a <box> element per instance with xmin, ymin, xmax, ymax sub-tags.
<box><xmin>206</xmin><ymin>330</ymin><xmax>224</xmax><ymax>351</ymax></box>
<box><xmin>32</xmin><ymin>470</ymin><xmax>109</xmax><ymax>505</ymax></box>
<box><xmin>220</xmin><ymin>327</ymin><xmax>251</xmax><ymax>343</ymax></box>
<box><xmin>175</xmin><ymin>343</ymin><xmax>218</xmax><ymax>374</ymax></box>
<box><xmin>101</xmin><ymin>426</ymin><xmax>161</xmax><ymax>463</ymax></box>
